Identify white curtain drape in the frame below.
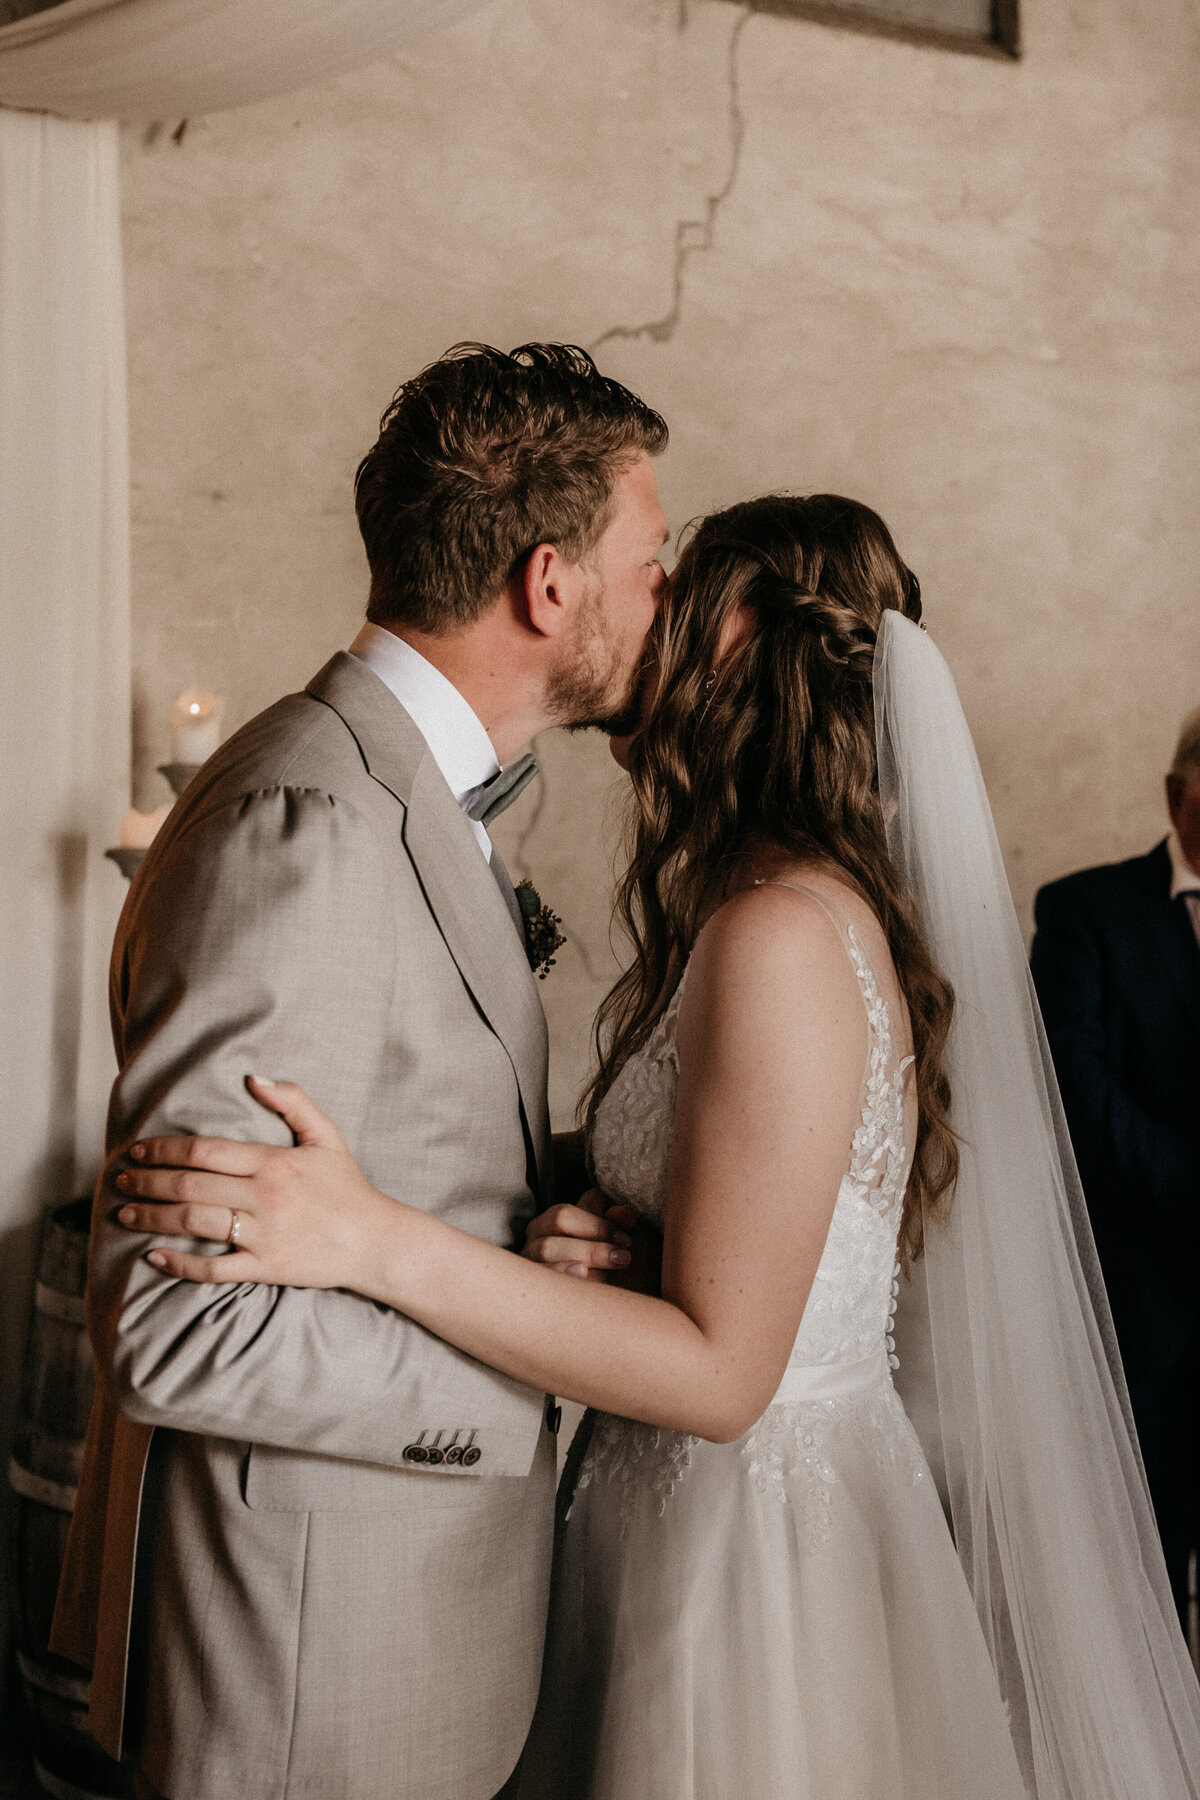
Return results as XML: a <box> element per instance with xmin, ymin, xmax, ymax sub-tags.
<box><xmin>0</xmin><ymin>0</ymin><xmax>487</xmax><ymax>121</ymax></box>
<box><xmin>0</xmin><ymin>102</ymin><xmax>128</xmax><ymax>1573</ymax></box>
<box><xmin>0</xmin><ymin>0</ymin><xmax>492</xmax><ymax>1674</ymax></box>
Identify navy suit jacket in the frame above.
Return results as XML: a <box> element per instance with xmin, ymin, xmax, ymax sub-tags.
<box><xmin>1031</xmin><ymin>839</ymin><xmax>1200</xmax><ymax>1385</ymax></box>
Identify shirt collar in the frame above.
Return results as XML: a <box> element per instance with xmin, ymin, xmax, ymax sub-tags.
<box><xmin>1167</xmin><ymin>830</ymin><xmax>1200</xmax><ymax>898</ymax></box>
<box><xmin>348</xmin><ymin>622</ymin><xmax>500</xmax><ymax>806</ymax></box>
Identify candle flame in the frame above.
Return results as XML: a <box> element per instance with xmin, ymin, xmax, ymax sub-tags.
<box><xmin>170</xmin><ymin>686</ymin><xmax>221</xmax><ymax>725</ymax></box>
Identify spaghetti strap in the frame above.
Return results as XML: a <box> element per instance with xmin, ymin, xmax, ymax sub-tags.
<box><xmin>754</xmin><ymin>877</ymin><xmax>851</xmax><ymax>939</ymax></box>
<box><xmin>753</xmin><ymin>879</ymin><xmax>871</xmax><ymax>1000</ymax></box>
<box><xmin>753</xmin><ymin>880</ymin><xmax>915</xmax><ymax>1234</ymax></box>
<box><xmin>753</xmin><ymin>879</ymin><xmax>915</xmax><ymax>1078</ymax></box>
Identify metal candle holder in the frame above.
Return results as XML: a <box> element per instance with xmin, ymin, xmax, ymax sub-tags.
<box><xmin>104</xmin><ymin>763</ymin><xmax>201</xmax><ymax>882</ymax></box>
<box><xmin>157</xmin><ymin>763</ymin><xmax>204</xmax><ymax>799</ymax></box>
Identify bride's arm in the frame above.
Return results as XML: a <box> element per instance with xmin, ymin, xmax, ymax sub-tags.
<box><xmin>117</xmin><ymin>890</ymin><xmax>865</xmax><ymax>1443</ymax></box>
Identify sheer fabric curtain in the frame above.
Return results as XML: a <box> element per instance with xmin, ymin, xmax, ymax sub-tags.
<box><xmin>0</xmin><ymin>106</ymin><xmax>129</xmax><ymax>1635</ymax></box>
<box><xmin>0</xmin><ymin>0</ymin><xmax>487</xmax><ymax>120</ymax></box>
<box><xmin>0</xmin><ymin>0</ymin><xmax>491</xmax><ymax>1667</ymax></box>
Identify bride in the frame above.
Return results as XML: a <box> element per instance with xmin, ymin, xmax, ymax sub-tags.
<box><xmin>115</xmin><ymin>494</ymin><xmax>1200</xmax><ymax>1798</ymax></box>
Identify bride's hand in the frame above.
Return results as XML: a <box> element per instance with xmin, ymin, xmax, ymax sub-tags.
<box><xmin>113</xmin><ymin>1077</ymin><xmax>392</xmax><ymax>1291</ymax></box>
<box><xmin>522</xmin><ymin>1190</ymin><xmax>664</xmax><ymax>1294</ymax></box>
<box><xmin>522</xmin><ymin>1189</ymin><xmax>636</xmax><ymax>1281</ymax></box>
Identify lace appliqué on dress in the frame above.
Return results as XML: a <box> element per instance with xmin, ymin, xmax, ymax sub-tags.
<box><xmin>843</xmin><ymin>921</ymin><xmax>914</xmax><ymax>1222</ymax></box>
<box><xmin>573</xmin><ymin>1416</ymin><xmax>700</xmax><ymax>1539</ymax></box>
<box><xmin>588</xmin><ymin>982</ymin><xmax>685</xmax><ymax>1227</ymax></box>
<box><xmin>741</xmin><ymin>1384</ymin><xmax>926</xmax><ymax>1552</ymax></box>
<box><xmin>579</xmin><ymin>893</ymin><xmax>918</xmax><ymax>1539</ymax></box>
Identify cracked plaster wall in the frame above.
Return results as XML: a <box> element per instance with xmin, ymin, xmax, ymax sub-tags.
<box><xmin>121</xmin><ymin>0</ymin><xmax>1200</xmax><ymax>1125</ymax></box>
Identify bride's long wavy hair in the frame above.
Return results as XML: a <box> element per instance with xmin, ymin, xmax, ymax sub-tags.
<box><xmin>584</xmin><ymin>493</ymin><xmax>958</xmax><ymax>1260</ymax></box>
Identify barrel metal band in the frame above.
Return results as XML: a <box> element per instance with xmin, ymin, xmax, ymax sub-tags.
<box><xmin>7</xmin><ymin>1455</ymin><xmax>78</xmax><ymax>1512</ymax></box>
<box><xmin>35</xmin><ymin>1280</ymin><xmax>87</xmax><ymax>1325</ymax></box>
<box><xmin>33</xmin><ymin>1760</ymin><xmax>113</xmax><ymax>1800</ymax></box>
<box><xmin>17</xmin><ymin>1649</ymin><xmax>92</xmax><ymax>1707</ymax></box>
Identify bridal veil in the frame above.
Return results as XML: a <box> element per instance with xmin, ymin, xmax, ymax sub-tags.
<box><xmin>875</xmin><ymin>611</ymin><xmax>1200</xmax><ymax>1796</ymax></box>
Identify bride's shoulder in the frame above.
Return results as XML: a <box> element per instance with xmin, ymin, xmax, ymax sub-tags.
<box><xmin>699</xmin><ymin>873</ymin><xmax>847</xmax><ymax>950</ymax></box>
<box><xmin>681</xmin><ymin>879</ymin><xmax>864</xmax><ymax>1035</ymax></box>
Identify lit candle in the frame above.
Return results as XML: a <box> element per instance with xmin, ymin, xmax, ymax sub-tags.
<box><xmin>119</xmin><ymin>803</ymin><xmax>173</xmax><ymax>849</ymax></box>
<box><xmin>169</xmin><ymin>688</ymin><xmax>223</xmax><ymax>765</ymax></box>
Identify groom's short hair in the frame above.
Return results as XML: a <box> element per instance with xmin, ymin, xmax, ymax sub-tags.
<box><xmin>355</xmin><ymin>343</ymin><xmax>668</xmax><ymax>632</ymax></box>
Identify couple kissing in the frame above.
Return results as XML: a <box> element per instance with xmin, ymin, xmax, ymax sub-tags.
<box><xmin>53</xmin><ymin>343</ymin><xmax>1200</xmax><ymax>1800</ymax></box>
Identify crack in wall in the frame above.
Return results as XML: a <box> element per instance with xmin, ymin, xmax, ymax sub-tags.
<box><xmin>589</xmin><ymin>6</ymin><xmax>750</xmax><ymax>355</ymax></box>
<box><xmin>518</xmin><ymin>6</ymin><xmax>752</xmax><ymax>995</ymax></box>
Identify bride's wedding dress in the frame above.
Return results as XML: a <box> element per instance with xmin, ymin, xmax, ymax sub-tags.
<box><xmin>517</xmin><ymin>616</ymin><xmax>1200</xmax><ymax>1798</ymax></box>
<box><xmin>518</xmin><ymin>885</ymin><xmax>1028</xmax><ymax>1800</ymax></box>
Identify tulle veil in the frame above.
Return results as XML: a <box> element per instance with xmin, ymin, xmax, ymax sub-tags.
<box><xmin>875</xmin><ymin>611</ymin><xmax>1200</xmax><ymax>1797</ymax></box>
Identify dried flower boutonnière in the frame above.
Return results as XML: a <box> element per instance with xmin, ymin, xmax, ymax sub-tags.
<box><xmin>515</xmin><ymin>880</ymin><xmax>566</xmax><ymax>980</ymax></box>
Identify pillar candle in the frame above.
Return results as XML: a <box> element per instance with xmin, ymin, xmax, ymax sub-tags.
<box><xmin>119</xmin><ymin>803</ymin><xmax>173</xmax><ymax>849</ymax></box>
<box><xmin>169</xmin><ymin>687</ymin><xmax>223</xmax><ymax>765</ymax></box>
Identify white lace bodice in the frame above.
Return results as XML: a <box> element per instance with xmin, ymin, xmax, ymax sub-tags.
<box><xmin>590</xmin><ymin>889</ymin><xmax>915</xmax><ymax>1377</ymax></box>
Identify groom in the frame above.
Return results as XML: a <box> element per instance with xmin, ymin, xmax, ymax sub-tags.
<box><xmin>52</xmin><ymin>343</ymin><xmax>669</xmax><ymax>1800</ymax></box>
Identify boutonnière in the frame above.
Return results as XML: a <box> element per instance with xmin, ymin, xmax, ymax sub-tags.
<box><xmin>515</xmin><ymin>880</ymin><xmax>566</xmax><ymax>980</ymax></box>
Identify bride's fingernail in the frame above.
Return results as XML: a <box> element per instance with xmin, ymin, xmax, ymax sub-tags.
<box><xmin>612</xmin><ymin>1231</ymin><xmax>633</xmax><ymax>1248</ymax></box>
<box><xmin>565</xmin><ymin>1263</ymin><xmax>588</xmax><ymax>1278</ymax></box>
<box><xmin>118</xmin><ymin>1206</ymin><xmax>136</xmax><ymax>1224</ymax></box>
<box><xmin>147</xmin><ymin>1251</ymin><xmax>167</xmax><ymax>1269</ymax></box>
<box><xmin>129</xmin><ymin>1143</ymin><xmax>146</xmax><ymax>1160</ymax></box>
<box><xmin>608</xmin><ymin>1248</ymin><xmax>632</xmax><ymax>1268</ymax></box>
<box><xmin>251</xmin><ymin>1076</ymin><xmax>276</xmax><ymax>1088</ymax></box>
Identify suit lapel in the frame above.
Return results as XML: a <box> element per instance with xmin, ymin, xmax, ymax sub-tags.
<box><xmin>404</xmin><ymin>756</ymin><xmax>551</xmax><ymax>1187</ymax></box>
<box><xmin>307</xmin><ymin>655</ymin><xmax>551</xmax><ymax>1193</ymax></box>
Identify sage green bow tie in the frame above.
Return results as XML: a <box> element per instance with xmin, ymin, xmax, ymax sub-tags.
<box><xmin>465</xmin><ymin>753</ymin><xmax>538</xmax><ymax>828</ymax></box>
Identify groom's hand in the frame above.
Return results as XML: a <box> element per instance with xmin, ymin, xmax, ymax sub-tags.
<box><xmin>522</xmin><ymin>1190</ymin><xmax>636</xmax><ymax>1281</ymax></box>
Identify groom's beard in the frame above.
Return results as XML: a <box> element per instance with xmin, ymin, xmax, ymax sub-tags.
<box><xmin>548</xmin><ymin>580</ymin><xmax>647</xmax><ymax>737</ymax></box>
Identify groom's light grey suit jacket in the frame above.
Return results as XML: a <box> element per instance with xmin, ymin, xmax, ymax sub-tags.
<box><xmin>51</xmin><ymin>654</ymin><xmax>557</xmax><ymax>1800</ymax></box>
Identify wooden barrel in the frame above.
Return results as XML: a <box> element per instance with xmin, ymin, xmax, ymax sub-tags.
<box><xmin>8</xmin><ymin>1195</ymin><xmax>128</xmax><ymax>1800</ymax></box>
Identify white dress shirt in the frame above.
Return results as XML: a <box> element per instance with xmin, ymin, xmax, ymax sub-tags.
<box><xmin>348</xmin><ymin>622</ymin><xmax>524</xmax><ymax>931</ymax></box>
<box><xmin>1167</xmin><ymin>829</ymin><xmax>1200</xmax><ymax>949</ymax></box>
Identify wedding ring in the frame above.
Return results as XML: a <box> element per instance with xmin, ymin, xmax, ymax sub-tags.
<box><xmin>228</xmin><ymin>1209</ymin><xmax>242</xmax><ymax>1246</ymax></box>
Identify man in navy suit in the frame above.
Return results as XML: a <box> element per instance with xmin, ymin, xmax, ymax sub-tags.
<box><xmin>1031</xmin><ymin>706</ymin><xmax>1200</xmax><ymax>1625</ymax></box>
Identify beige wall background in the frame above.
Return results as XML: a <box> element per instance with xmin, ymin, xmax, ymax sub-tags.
<box><xmin>119</xmin><ymin>0</ymin><xmax>1200</xmax><ymax>1128</ymax></box>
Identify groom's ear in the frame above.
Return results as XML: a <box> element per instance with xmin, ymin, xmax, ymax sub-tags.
<box><xmin>520</xmin><ymin>542</ymin><xmax>571</xmax><ymax>642</ymax></box>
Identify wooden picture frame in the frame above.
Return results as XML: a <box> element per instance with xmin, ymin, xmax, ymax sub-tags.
<box><xmin>746</xmin><ymin>0</ymin><xmax>1020</xmax><ymax>59</ymax></box>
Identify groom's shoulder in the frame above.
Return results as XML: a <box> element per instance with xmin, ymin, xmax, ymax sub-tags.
<box><xmin>124</xmin><ymin>680</ymin><xmax>400</xmax><ymax>918</ymax></box>
<box><xmin>141</xmin><ymin>676</ymin><xmax>393</xmax><ymax>877</ymax></box>
<box><xmin>197</xmin><ymin>652</ymin><xmax>412</xmax><ymax>808</ymax></box>
<box><xmin>211</xmin><ymin>684</ymin><xmax>364</xmax><ymax>795</ymax></box>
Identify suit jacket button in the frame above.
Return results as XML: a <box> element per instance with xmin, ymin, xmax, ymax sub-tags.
<box><xmin>461</xmin><ymin>1445</ymin><xmax>481</xmax><ymax>1466</ymax></box>
<box><xmin>425</xmin><ymin>1446</ymin><xmax>445</xmax><ymax>1465</ymax></box>
<box><xmin>404</xmin><ymin>1444</ymin><xmax>429</xmax><ymax>1463</ymax></box>
<box><xmin>443</xmin><ymin>1444</ymin><xmax>463</xmax><ymax>1465</ymax></box>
